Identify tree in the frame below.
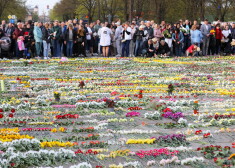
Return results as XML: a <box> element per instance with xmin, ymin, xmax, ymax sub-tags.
<box><xmin>207</xmin><ymin>0</ymin><xmax>235</xmax><ymax>21</ymax></box>
<box><xmin>50</xmin><ymin>0</ymin><xmax>78</xmax><ymax>21</ymax></box>
<box><xmin>78</xmin><ymin>0</ymin><xmax>97</xmax><ymax>22</ymax></box>
<box><xmin>0</xmin><ymin>0</ymin><xmax>27</xmax><ymax>20</ymax></box>
<box><xmin>0</xmin><ymin>0</ymin><xmax>10</xmax><ymax>20</ymax></box>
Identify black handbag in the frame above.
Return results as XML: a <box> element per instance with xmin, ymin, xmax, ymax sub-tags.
<box><xmin>77</xmin><ymin>36</ymin><xmax>83</xmax><ymax>43</ymax></box>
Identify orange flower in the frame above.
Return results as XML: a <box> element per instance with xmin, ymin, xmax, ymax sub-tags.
<box><xmin>194</xmin><ymin>101</ymin><xmax>198</xmax><ymax>104</ymax></box>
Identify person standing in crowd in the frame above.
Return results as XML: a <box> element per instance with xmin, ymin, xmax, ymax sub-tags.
<box><xmin>114</xmin><ymin>22</ymin><xmax>122</xmax><ymax>57</ymax></box>
<box><xmin>0</xmin><ymin>26</ymin><xmax>4</xmax><ymax>39</ymax></box>
<box><xmin>172</xmin><ymin>28</ymin><xmax>184</xmax><ymax>57</ymax></box>
<box><xmin>122</xmin><ymin>22</ymin><xmax>132</xmax><ymax>57</ymax></box>
<box><xmin>76</xmin><ymin>25</ymin><xmax>86</xmax><ymax>57</ymax></box>
<box><xmin>5</xmin><ymin>23</ymin><xmax>15</xmax><ymax>57</ymax></box>
<box><xmin>215</xmin><ymin>24</ymin><xmax>223</xmax><ymax>55</ymax></box>
<box><xmin>86</xmin><ymin>23</ymin><xmax>93</xmax><ymax>56</ymax></box>
<box><xmin>163</xmin><ymin>24</ymin><xmax>173</xmax><ymax>50</ymax></box>
<box><xmin>183</xmin><ymin>20</ymin><xmax>191</xmax><ymax>53</ymax></box>
<box><xmin>64</xmin><ymin>24</ymin><xmax>76</xmax><ymax>57</ymax></box>
<box><xmin>191</xmin><ymin>25</ymin><xmax>202</xmax><ymax>45</ymax></box>
<box><xmin>200</xmin><ymin>19</ymin><xmax>211</xmax><ymax>56</ymax></box>
<box><xmin>60</xmin><ymin>22</ymin><xmax>66</xmax><ymax>56</ymax></box>
<box><xmin>129</xmin><ymin>23</ymin><xmax>136</xmax><ymax>57</ymax></box>
<box><xmin>93</xmin><ymin>20</ymin><xmax>101</xmax><ymax>55</ymax></box>
<box><xmin>51</xmin><ymin>20</ymin><xmax>62</xmax><ymax>57</ymax></box>
<box><xmin>144</xmin><ymin>21</ymin><xmax>154</xmax><ymax>39</ymax></box>
<box><xmin>42</xmin><ymin>23</ymin><xmax>51</xmax><ymax>59</ymax></box>
<box><xmin>222</xmin><ymin>25</ymin><xmax>231</xmax><ymax>55</ymax></box>
<box><xmin>33</xmin><ymin>22</ymin><xmax>43</xmax><ymax>58</ymax></box>
<box><xmin>231</xmin><ymin>23</ymin><xmax>235</xmax><ymax>55</ymax></box>
<box><xmin>154</xmin><ymin>24</ymin><xmax>163</xmax><ymax>40</ymax></box>
<box><xmin>100</xmin><ymin>24</ymin><xmax>112</xmax><ymax>57</ymax></box>
<box><xmin>133</xmin><ymin>25</ymin><xmax>145</xmax><ymax>57</ymax></box>
<box><xmin>1</xmin><ymin>20</ymin><xmax>7</xmax><ymax>34</ymax></box>
<box><xmin>208</xmin><ymin>27</ymin><xmax>216</xmax><ymax>55</ymax></box>
<box><xmin>13</xmin><ymin>23</ymin><xmax>25</xmax><ymax>58</ymax></box>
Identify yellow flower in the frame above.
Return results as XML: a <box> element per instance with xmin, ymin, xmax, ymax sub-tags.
<box><xmin>228</xmin><ymin>153</ymin><xmax>235</xmax><ymax>160</ymax></box>
<box><xmin>51</xmin><ymin>128</ymin><xmax>57</xmax><ymax>133</ymax></box>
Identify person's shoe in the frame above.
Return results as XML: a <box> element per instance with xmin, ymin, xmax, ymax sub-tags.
<box><xmin>115</xmin><ymin>54</ymin><xmax>121</xmax><ymax>57</ymax></box>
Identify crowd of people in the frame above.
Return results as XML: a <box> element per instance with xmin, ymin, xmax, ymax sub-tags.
<box><xmin>0</xmin><ymin>18</ymin><xmax>235</xmax><ymax>59</ymax></box>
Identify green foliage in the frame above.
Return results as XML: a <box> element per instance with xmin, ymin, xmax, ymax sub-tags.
<box><xmin>0</xmin><ymin>0</ymin><xmax>28</xmax><ymax>21</ymax></box>
<box><xmin>50</xmin><ymin>0</ymin><xmax>235</xmax><ymax>22</ymax></box>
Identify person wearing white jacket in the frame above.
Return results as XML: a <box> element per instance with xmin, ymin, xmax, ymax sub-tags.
<box><xmin>122</xmin><ymin>23</ymin><xmax>132</xmax><ymax>57</ymax></box>
<box><xmin>115</xmin><ymin>22</ymin><xmax>122</xmax><ymax>56</ymax></box>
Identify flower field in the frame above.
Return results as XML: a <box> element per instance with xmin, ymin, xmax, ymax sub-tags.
<box><xmin>0</xmin><ymin>57</ymin><xmax>235</xmax><ymax>168</ymax></box>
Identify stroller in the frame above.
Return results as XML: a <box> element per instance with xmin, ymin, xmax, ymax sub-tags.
<box><xmin>0</xmin><ymin>36</ymin><xmax>11</xmax><ymax>58</ymax></box>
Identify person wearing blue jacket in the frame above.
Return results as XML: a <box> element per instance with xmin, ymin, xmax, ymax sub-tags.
<box><xmin>33</xmin><ymin>22</ymin><xmax>43</xmax><ymax>58</ymax></box>
<box><xmin>172</xmin><ymin>28</ymin><xmax>184</xmax><ymax>56</ymax></box>
<box><xmin>191</xmin><ymin>26</ymin><xmax>202</xmax><ymax>44</ymax></box>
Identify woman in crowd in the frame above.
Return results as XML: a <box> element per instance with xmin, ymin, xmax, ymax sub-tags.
<box><xmin>75</xmin><ymin>25</ymin><xmax>86</xmax><ymax>57</ymax></box>
<box><xmin>42</xmin><ymin>23</ymin><xmax>51</xmax><ymax>59</ymax></box>
<box><xmin>163</xmin><ymin>24</ymin><xmax>173</xmax><ymax>49</ymax></box>
<box><xmin>33</xmin><ymin>22</ymin><xmax>42</xmax><ymax>58</ymax></box>
<box><xmin>99</xmin><ymin>24</ymin><xmax>112</xmax><ymax>57</ymax></box>
<box><xmin>215</xmin><ymin>24</ymin><xmax>223</xmax><ymax>55</ymax></box>
<box><xmin>64</xmin><ymin>23</ymin><xmax>76</xmax><ymax>57</ymax></box>
<box><xmin>222</xmin><ymin>25</ymin><xmax>231</xmax><ymax>54</ymax></box>
<box><xmin>172</xmin><ymin>28</ymin><xmax>184</xmax><ymax>57</ymax></box>
<box><xmin>154</xmin><ymin>24</ymin><xmax>163</xmax><ymax>40</ymax></box>
<box><xmin>191</xmin><ymin>26</ymin><xmax>202</xmax><ymax>46</ymax></box>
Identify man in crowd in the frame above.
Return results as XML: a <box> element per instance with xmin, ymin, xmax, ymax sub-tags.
<box><xmin>200</xmin><ymin>19</ymin><xmax>211</xmax><ymax>56</ymax></box>
<box><xmin>115</xmin><ymin>22</ymin><xmax>122</xmax><ymax>57</ymax></box>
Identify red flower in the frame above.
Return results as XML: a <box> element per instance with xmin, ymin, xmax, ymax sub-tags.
<box><xmin>10</xmin><ymin>163</ymin><xmax>15</xmax><ymax>167</ymax></box>
<box><xmin>87</xmin><ymin>149</ymin><xmax>93</xmax><ymax>153</ymax></box>
<box><xmin>0</xmin><ymin>109</ymin><xmax>3</xmax><ymax>112</ymax></box>
<box><xmin>9</xmin><ymin>114</ymin><xmax>14</xmax><ymax>118</ymax></box>
<box><xmin>214</xmin><ymin>157</ymin><xmax>218</xmax><ymax>163</ymax></box>
<box><xmin>196</xmin><ymin>147</ymin><xmax>201</xmax><ymax>151</ymax></box>
<box><xmin>11</xmin><ymin>109</ymin><xmax>16</xmax><ymax>113</ymax></box>
<box><xmin>0</xmin><ymin>114</ymin><xmax>3</xmax><ymax>118</ymax></box>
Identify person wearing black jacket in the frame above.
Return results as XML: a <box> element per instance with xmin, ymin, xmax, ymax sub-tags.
<box><xmin>183</xmin><ymin>20</ymin><xmax>192</xmax><ymax>53</ymax></box>
<box><xmin>156</xmin><ymin>40</ymin><xmax>171</xmax><ymax>57</ymax></box>
<box><xmin>142</xmin><ymin>39</ymin><xmax>154</xmax><ymax>57</ymax></box>
<box><xmin>64</xmin><ymin>24</ymin><xmax>76</xmax><ymax>57</ymax></box>
<box><xmin>133</xmin><ymin>25</ymin><xmax>146</xmax><ymax>56</ymax></box>
<box><xmin>42</xmin><ymin>23</ymin><xmax>51</xmax><ymax>59</ymax></box>
<box><xmin>75</xmin><ymin>25</ymin><xmax>86</xmax><ymax>57</ymax></box>
<box><xmin>231</xmin><ymin>23</ymin><xmax>235</xmax><ymax>55</ymax></box>
<box><xmin>144</xmin><ymin>22</ymin><xmax>154</xmax><ymax>39</ymax></box>
<box><xmin>0</xmin><ymin>28</ymin><xmax>4</xmax><ymax>39</ymax></box>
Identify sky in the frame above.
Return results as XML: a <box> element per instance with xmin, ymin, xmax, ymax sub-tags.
<box><xmin>26</xmin><ymin>0</ymin><xmax>60</xmax><ymax>15</ymax></box>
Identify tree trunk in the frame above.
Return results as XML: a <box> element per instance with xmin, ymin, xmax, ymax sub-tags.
<box><xmin>124</xmin><ymin>0</ymin><xmax>128</xmax><ymax>21</ymax></box>
<box><xmin>98</xmin><ymin>0</ymin><xmax>101</xmax><ymax>20</ymax></box>
<box><xmin>129</xmin><ymin>0</ymin><xmax>134</xmax><ymax>21</ymax></box>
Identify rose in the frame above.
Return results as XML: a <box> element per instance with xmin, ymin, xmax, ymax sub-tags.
<box><xmin>11</xmin><ymin>109</ymin><xmax>16</xmax><ymax>113</ymax></box>
<box><xmin>9</xmin><ymin>113</ymin><xmax>14</xmax><ymax>118</ymax></box>
<box><xmin>0</xmin><ymin>109</ymin><xmax>3</xmax><ymax>112</ymax></box>
<box><xmin>0</xmin><ymin>114</ymin><xmax>3</xmax><ymax>118</ymax></box>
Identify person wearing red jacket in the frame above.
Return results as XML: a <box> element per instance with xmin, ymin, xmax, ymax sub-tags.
<box><xmin>215</xmin><ymin>24</ymin><xmax>223</xmax><ymax>55</ymax></box>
